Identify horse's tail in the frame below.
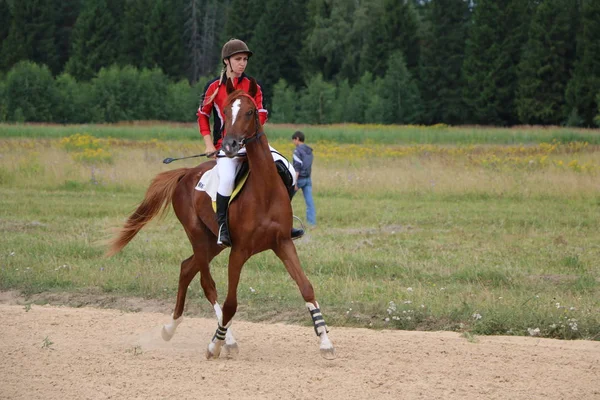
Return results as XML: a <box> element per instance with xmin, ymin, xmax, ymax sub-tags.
<box><xmin>106</xmin><ymin>168</ymin><xmax>189</xmax><ymax>257</ymax></box>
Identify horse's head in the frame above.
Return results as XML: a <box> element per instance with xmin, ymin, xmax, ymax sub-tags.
<box><xmin>221</xmin><ymin>78</ymin><xmax>261</xmax><ymax>158</ymax></box>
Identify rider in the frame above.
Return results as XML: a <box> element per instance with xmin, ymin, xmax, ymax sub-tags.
<box><xmin>197</xmin><ymin>38</ymin><xmax>303</xmax><ymax>247</ymax></box>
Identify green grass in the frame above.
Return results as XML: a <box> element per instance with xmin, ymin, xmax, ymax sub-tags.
<box><xmin>1</xmin><ymin>125</ymin><xmax>599</xmax><ymax>340</ymax></box>
<box><xmin>2</xmin><ymin>122</ymin><xmax>600</xmax><ymax>144</ymax></box>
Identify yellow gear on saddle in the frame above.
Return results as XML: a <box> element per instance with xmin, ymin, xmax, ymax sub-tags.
<box><xmin>211</xmin><ymin>170</ymin><xmax>250</xmax><ymax>212</ymax></box>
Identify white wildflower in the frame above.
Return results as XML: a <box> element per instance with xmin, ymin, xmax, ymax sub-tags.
<box><xmin>472</xmin><ymin>313</ymin><xmax>482</xmax><ymax>320</ymax></box>
<box><xmin>527</xmin><ymin>327</ymin><xmax>540</xmax><ymax>337</ymax></box>
<box><xmin>387</xmin><ymin>301</ymin><xmax>397</xmax><ymax>315</ymax></box>
<box><xmin>406</xmin><ymin>287</ymin><xmax>413</xmax><ymax>292</ymax></box>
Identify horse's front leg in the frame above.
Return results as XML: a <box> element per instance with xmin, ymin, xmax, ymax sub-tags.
<box><xmin>274</xmin><ymin>240</ymin><xmax>336</xmax><ymax>359</ymax></box>
<box><xmin>212</xmin><ymin>302</ymin><xmax>239</xmax><ymax>356</ymax></box>
<box><xmin>206</xmin><ymin>249</ymin><xmax>248</xmax><ymax>360</ymax></box>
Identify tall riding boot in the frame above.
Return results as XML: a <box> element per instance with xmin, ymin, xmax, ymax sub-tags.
<box><xmin>216</xmin><ymin>194</ymin><xmax>231</xmax><ymax>247</ymax></box>
<box><xmin>288</xmin><ymin>188</ymin><xmax>305</xmax><ymax>240</ymax></box>
<box><xmin>291</xmin><ymin>227</ymin><xmax>305</xmax><ymax>239</ymax></box>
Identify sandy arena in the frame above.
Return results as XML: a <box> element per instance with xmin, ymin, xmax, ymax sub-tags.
<box><xmin>1</xmin><ymin>297</ymin><xmax>599</xmax><ymax>400</ymax></box>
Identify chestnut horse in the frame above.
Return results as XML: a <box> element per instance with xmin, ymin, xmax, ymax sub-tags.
<box><xmin>107</xmin><ymin>78</ymin><xmax>335</xmax><ymax>359</ymax></box>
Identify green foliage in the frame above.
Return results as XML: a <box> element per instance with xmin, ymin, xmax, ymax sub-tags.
<box><xmin>0</xmin><ymin>79</ymin><xmax>6</xmax><ymax>122</ymax></box>
<box><xmin>271</xmin><ymin>79</ymin><xmax>298</xmax><ymax>123</ymax></box>
<box><xmin>359</xmin><ymin>0</ymin><xmax>420</xmax><ymax>78</ymax></box>
<box><xmin>65</xmin><ymin>0</ymin><xmax>122</xmax><ymax>81</ymax></box>
<box><xmin>54</xmin><ymin>73</ymin><xmax>92</xmax><ymax>124</ymax></box>
<box><xmin>248</xmin><ymin>0</ymin><xmax>307</xmax><ymax>107</ymax></box>
<box><xmin>0</xmin><ymin>0</ymin><xmax>598</xmax><ymax>126</ymax></box>
<box><xmin>4</xmin><ymin>61</ymin><xmax>55</xmax><ymax>122</ymax></box>
<box><xmin>463</xmin><ymin>0</ymin><xmax>530</xmax><ymax>125</ymax></box>
<box><xmin>223</xmin><ymin>0</ymin><xmax>263</xmax><ymax>45</ymax></box>
<box><xmin>164</xmin><ymin>80</ymin><xmax>199</xmax><ymax>122</ymax></box>
<box><xmin>142</xmin><ymin>0</ymin><xmax>186</xmax><ymax>79</ymax></box>
<box><xmin>419</xmin><ymin>0</ymin><xmax>471</xmax><ymax>125</ymax></box>
<box><xmin>0</xmin><ymin>0</ymin><xmax>60</xmax><ymax>74</ymax></box>
<box><xmin>302</xmin><ymin>0</ymin><xmax>362</xmax><ymax>81</ymax></box>
<box><xmin>120</xmin><ymin>0</ymin><xmax>153</xmax><ymax>68</ymax></box>
<box><xmin>596</xmin><ymin>92</ymin><xmax>600</xmax><ymax>126</ymax></box>
<box><xmin>346</xmin><ymin>72</ymin><xmax>375</xmax><ymax>124</ymax></box>
<box><xmin>565</xmin><ymin>0</ymin><xmax>600</xmax><ymax>127</ymax></box>
<box><xmin>516</xmin><ymin>0</ymin><xmax>578</xmax><ymax>125</ymax></box>
<box><xmin>54</xmin><ymin>0</ymin><xmax>80</xmax><ymax>73</ymax></box>
<box><xmin>299</xmin><ymin>73</ymin><xmax>336</xmax><ymax>124</ymax></box>
<box><xmin>89</xmin><ymin>65</ymin><xmax>170</xmax><ymax>122</ymax></box>
<box><xmin>380</xmin><ymin>51</ymin><xmax>421</xmax><ymax>124</ymax></box>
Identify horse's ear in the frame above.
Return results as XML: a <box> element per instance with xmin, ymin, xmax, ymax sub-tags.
<box><xmin>226</xmin><ymin>78</ymin><xmax>235</xmax><ymax>94</ymax></box>
<box><xmin>248</xmin><ymin>78</ymin><xmax>258</xmax><ymax>98</ymax></box>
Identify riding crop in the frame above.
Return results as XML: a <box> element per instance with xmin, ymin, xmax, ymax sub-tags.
<box><xmin>162</xmin><ymin>151</ymin><xmax>218</xmax><ymax>164</ymax></box>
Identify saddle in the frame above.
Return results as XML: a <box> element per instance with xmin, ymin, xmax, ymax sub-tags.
<box><xmin>195</xmin><ymin>158</ymin><xmax>295</xmax><ymax>210</ymax></box>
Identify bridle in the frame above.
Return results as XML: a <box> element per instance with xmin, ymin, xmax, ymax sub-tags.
<box><xmin>226</xmin><ymin>92</ymin><xmax>263</xmax><ymax>147</ymax></box>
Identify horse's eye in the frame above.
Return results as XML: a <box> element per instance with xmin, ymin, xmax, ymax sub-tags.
<box><xmin>246</xmin><ymin>110</ymin><xmax>253</xmax><ymax>116</ymax></box>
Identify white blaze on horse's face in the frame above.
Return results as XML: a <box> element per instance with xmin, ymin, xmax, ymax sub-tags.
<box><xmin>231</xmin><ymin>99</ymin><xmax>241</xmax><ymax>127</ymax></box>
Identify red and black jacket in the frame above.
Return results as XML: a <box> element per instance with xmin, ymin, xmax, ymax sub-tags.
<box><xmin>197</xmin><ymin>73</ymin><xmax>268</xmax><ymax>149</ymax></box>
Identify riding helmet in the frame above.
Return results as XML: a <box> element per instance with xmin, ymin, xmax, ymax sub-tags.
<box><xmin>221</xmin><ymin>39</ymin><xmax>253</xmax><ymax>60</ymax></box>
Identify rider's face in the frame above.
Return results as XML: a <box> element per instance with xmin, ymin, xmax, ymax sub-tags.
<box><xmin>226</xmin><ymin>53</ymin><xmax>249</xmax><ymax>77</ymax></box>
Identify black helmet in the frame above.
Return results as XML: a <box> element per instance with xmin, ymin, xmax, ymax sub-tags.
<box><xmin>221</xmin><ymin>39</ymin><xmax>253</xmax><ymax>60</ymax></box>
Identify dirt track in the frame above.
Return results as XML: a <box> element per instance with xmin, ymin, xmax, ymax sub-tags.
<box><xmin>1</xmin><ymin>301</ymin><xmax>599</xmax><ymax>400</ymax></box>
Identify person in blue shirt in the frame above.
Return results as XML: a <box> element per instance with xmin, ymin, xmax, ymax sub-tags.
<box><xmin>292</xmin><ymin>131</ymin><xmax>316</xmax><ymax>226</ymax></box>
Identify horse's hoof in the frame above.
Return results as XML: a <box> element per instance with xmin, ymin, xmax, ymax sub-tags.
<box><xmin>320</xmin><ymin>346</ymin><xmax>336</xmax><ymax>360</ymax></box>
<box><xmin>224</xmin><ymin>342</ymin><xmax>239</xmax><ymax>357</ymax></box>
<box><xmin>206</xmin><ymin>342</ymin><xmax>222</xmax><ymax>360</ymax></box>
<box><xmin>161</xmin><ymin>325</ymin><xmax>174</xmax><ymax>341</ymax></box>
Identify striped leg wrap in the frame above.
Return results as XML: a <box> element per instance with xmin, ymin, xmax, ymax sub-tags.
<box><xmin>308</xmin><ymin>305</ymin><xmax>328</xmax><ymax>337</ymax></box>
<box><xmin>212</xmin><ymin>325</ymin><xmax>228</xmax><ymax>341</ymax></box>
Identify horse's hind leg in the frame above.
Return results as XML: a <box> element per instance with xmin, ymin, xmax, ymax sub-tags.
<box><xmin>162</xmin><ymin>255</ymin><xmax>199</xmax><ymax>341</ymax></box>
<box><xmin>273</xmin><ymin>240</ymin><xmax>336</xmax><ymax>359</ymax></box>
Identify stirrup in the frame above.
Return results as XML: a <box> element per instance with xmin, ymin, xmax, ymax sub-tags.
<box><xmin>291</xmin><ymin>215</ymin><xmax>305</xmax><ymax>240</ymax></box>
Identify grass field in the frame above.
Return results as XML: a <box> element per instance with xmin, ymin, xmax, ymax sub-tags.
<box><xmin>1</xmin><ymin>123</ymin><xmax>599</xmax><ymax>340</ymax></box>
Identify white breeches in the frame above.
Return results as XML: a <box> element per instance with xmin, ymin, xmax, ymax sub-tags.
<box><xmin>216</xmin><ymin>145</ymin><xmax>296</xmax><ymax>197</ymax></box>
<box><xmin>216</xmin><ymin>147</ymin><xmax>246</xmax><ymax>196</ymax></box>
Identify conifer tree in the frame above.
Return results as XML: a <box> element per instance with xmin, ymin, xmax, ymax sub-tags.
<box><xmin>359</xmin><ymin>0</ymin><xmax>420</xmax><ymax>78</ymax></box>
<box><xmin>516</xmin><ymin>0</ymin><xmax>578</xmax><ymax>125</ymax></box>
<box><xmin>0</xmin><ymin>0</ymin><xmax>12</xmax><ymax>72</ymax></box>
<box><xmin>55</xmin><ymin>0</ymin><xmax>81</xmax><ymax>74</ymax></box>
<box><xmin>65</xmin><ymin>0</ymin><xmax>123</xmax><ymax>81</ymax></box>
<box><xmin>248</xmin><ymin>0</ymin><xmax>307</xmax><ymax>108</ymax></box>
<box><xmin>120</xmin><ymin>0</ymin><xmax>153</xmax><ymax>68</ymax></box>
<box><xmin>301</xmin><ymin>0</ymin><xmax>362</xmax><ymax>81</ymax></box>
<box><xmin>0</xmin><ymin>0</ymin><xmax>60</xmax><ymax>74</ymax></box>
<box><xmin>143</xmin><ymin>0</ymin><xmax>186</xmax><ymax>79</ymax></box>
<box><xmin>223</xmin><ymin>0</ymin><xmax>262</xmax><ymax>45</ymax></box>
<box><xmin>381</xmin><ymin>51</ymin><xmax>421</xmax><ymax>124</ymax></box>
<box><xmin>463</xmin><ymin>0</ymin><xmax>531</xmax><ymax>125</ymax></box>
<box><xmin>419</xmin><ymin>0</ymin><xmax>471</xmax><ymax>125</ymax></box>
<box><xmin>565</xmin><ymin>0</ymin><xmax>600</xmax><ymax>126</ymax></box>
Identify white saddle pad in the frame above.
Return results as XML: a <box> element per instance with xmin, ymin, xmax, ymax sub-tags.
<box><xmin>195</xmin><ymin>167</ymin><xmax>219</xmax><ymax>201</ymax></box>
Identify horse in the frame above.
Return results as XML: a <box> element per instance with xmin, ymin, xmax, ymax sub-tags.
<box><xmin>107</xmin><ymin>77</ymin><xmax>335</xmax><ymax>360</ymax></box>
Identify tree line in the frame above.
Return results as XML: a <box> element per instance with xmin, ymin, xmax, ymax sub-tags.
<box><xmin>0</xmin><ymin>0</ymin><xmax>599</xmax><ymax>127</ymax></box>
